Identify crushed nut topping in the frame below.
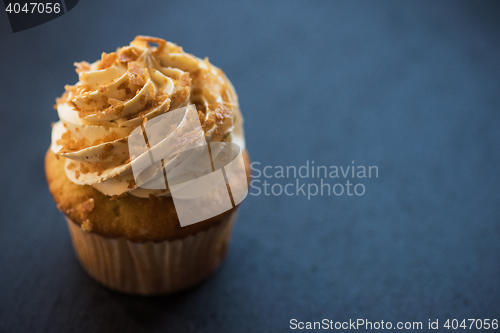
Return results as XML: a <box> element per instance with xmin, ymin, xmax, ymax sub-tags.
<box><xmin>52</xmin><ymin>36</ymin><xmax>239</xmax><ymax>197</ymax></box>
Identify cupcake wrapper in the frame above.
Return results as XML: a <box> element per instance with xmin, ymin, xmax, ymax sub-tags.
<box><xmin>65</xmin><ymin>211</ymin><xmax>237</xmax><ymax>295</ymax></box>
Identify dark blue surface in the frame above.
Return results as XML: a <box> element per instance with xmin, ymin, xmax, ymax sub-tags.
<box><xmin>0</xmin><ymin>1</ymin><xmax>499</xmax><ymax>332</ymax></box>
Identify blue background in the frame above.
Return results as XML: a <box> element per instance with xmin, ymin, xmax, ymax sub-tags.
<box><xmin>0</xmin><ymin>1</ymin><xmax>499</xmax><ymax>332</ymax></box>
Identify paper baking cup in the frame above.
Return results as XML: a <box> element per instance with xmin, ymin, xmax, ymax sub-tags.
<box><xmin>64</xmin><ymin>211</ymin><xmax>237</xmax><ymax>295</ymax></box>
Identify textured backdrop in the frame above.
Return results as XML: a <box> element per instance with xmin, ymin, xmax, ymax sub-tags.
<box><xmin>0</xmin><ymin>1</ymin><xmax>499</xmax><ymax>332</ymax></box>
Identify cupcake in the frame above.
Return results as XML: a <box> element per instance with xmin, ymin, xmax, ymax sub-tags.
<box><xmin>45</xmin><ymin>36</ymin><xmax>249</xmax><ymax>295</ymax></box>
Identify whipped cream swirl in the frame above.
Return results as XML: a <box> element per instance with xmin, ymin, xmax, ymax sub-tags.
<box><xmin>51</xmin><ymin>36</ymin><xmax>245</xmax><ymax>198</ymax></box>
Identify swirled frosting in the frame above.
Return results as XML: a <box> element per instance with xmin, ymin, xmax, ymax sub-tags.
<box><xmin>51</xmin><ymin>36</ymin><xmax>245</xmax><ymax>198</ymax></box>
